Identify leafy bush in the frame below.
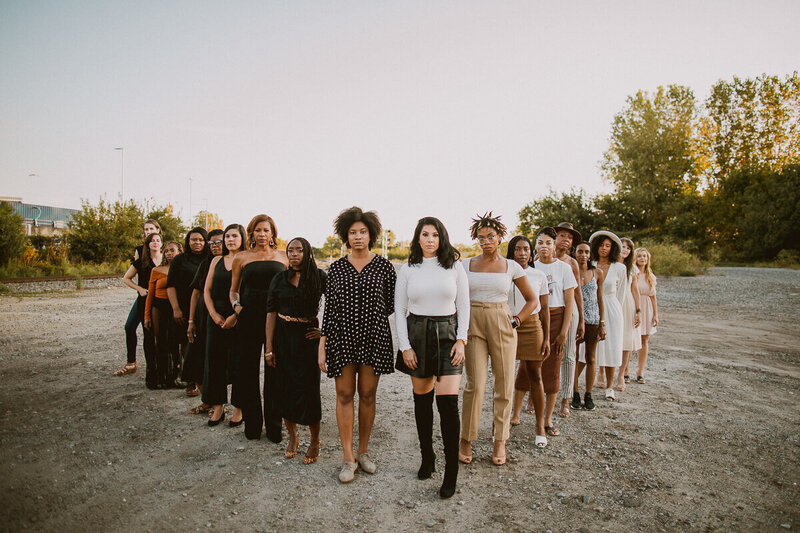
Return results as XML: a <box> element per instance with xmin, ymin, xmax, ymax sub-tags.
<box><xmin>640</xmin><ymin>241</ymin><xmax>706</xmax><ymax>277</ymax></box>
<box><xmin>0</xmin><ymin>201</ymin><xmax>27</xmax><ymax>267</ymax></box>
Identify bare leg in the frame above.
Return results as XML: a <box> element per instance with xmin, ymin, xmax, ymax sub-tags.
<box><xmin>525</xmin><ymin>361</ymin><xmax>546</xmax><ymax>436</ymax></box>
<box><xmin>638</xmin><ymin>335</ymin><xmax>650</xmax><ymax>378</ymax></box>
<box><xmin>511</xmin><ymin>389</ymin><xmax>525</xmax><ymax>425</ymax></box>
<box><xmin>231</xmin><ymin>407</ymin><xmax>242</xmax><ymax>423</ymax></box>
<box><xmin>617</xmin><ymin>350</ymin><xmax>631</xmax><ymax>391</ymax></box>
<box><xmin>284</xmin><ymin>419</ymin><xmax>298</xmax><ymax>457</ymax></box>
<box><xmin>544</xmin><ymin>392</ymin><xmax>557</xmax><ymax>429</ymax></box>
<box><xmin>604</xmin><ymin>366</ymin><xmax>616</xmax><ymax>391</ymax></box>
<box><xmin>334</xmin><ymin>364</ymin><xmax>357</xmax><ymax>463</ymax></box>
<box><xmin>356</xmin><ymin>364</ymin><xmax>380</xmax><ymax>455</ymax></box>
<box><xmin>304</xmin><ymin>421</ymin><xmax>321</xmax><ymax>464</ymax></box>
<box><xmin>574</xmin><ymin>361</ymin><xmax>585</xmax><ymax>394</ymax></box>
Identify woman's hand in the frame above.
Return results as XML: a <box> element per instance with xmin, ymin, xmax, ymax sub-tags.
<box><xmin>221</xmin><ymin>314</ymin><xmax>238</xmax><ymax>330</ymax></box>
<box><xmin>318</xmin><ymin>345</ymin><xmax>327</xmax><ymax>373</ymax></box>
<box><xmin>541</xmin><ymin>338</ymin><xmax>550</xmax><ymax>360</ymax></box>
<box><xmin>138</xmin><ymin>287</ymin><xmax>148</xmax><ymax>298</ymax></box>
<box><xmin>403</xmin><ymin>348</ymin><xmax>418</xmax><ymax>370</ymax></box>
<box><xmin>264</xmin><ymin>352</ymin><xmax>276</xmax><ymax>368</ymax></box>
<box><xmin>553</xmin><ymin>331</ymin><xmax>567</xmax><ymax>357</ymax></box>
<box><xmin>210</xmin><ymin>312</ymin><xmax>225</xmax><ymax>328</ymax></box>
<box><xmin>634</xmin><ymin>310</ymin><xmax>641</xmax><ymax>328</ymax></box>
<box><xmin>173</xmin><ymin>309</ymin><xmax>186</xmax><ymax>327</ymax></box>
<box><xmin>599</xmin><ymin>323</ymin><xmax>606</xmax><ymax>341</ymax></box>
<box><xmin>576</xmin><ymin>320</ymin><xmax>585</xmax><ymax>343</ymax></box>
<box><xmin>144</xmin><ymin>318</ymin><xmax>152</xmax><ymax>330</ymax></box>
<box><xmin>652</xmin><ymin>315</ymin><xmax>659</xmax><ymax>327</ymax></box>
<box><xmin>449</xmin><ymin>340</ymin><xmax>466</xmax><ymax>366</ymax></box>
<box><xmin>187</xmin><ymin>321</ymin><xmax>196</xmax><ymax>343</ymax></box>
<box><xmin>305</xmin><ymin>327</ymin><xmax>321</xmax><ymax>340</ymax></box>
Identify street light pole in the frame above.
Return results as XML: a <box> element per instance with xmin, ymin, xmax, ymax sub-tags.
<box><xmin>114</xmin><ymin>147</ymin><xmax>124</xmax><ymax>201</ymax></box>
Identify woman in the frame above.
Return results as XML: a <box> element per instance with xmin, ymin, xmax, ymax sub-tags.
<box><xmin>634</xmin><ymin>247</ymin><xmax>659</xmax><ymax>383</ymax></box>
<box><xmin>184</xmin><ymin>229</ymin><xmax>225</xmax><ymax>412</ymax></box>
<box><xmin>533</xmin><ymin>227</ymin><xmax>577</xmax><ymax>436</ymax></box>
<box><xmin>589</xmin><ymin>231</ymin><xmax>627</xmax><ymax>400</ymax></box>
<box><xmin>115</xmin><ymin>219</ymin><xmax>161</xmax><ymax>376</ymax></box>
<box><xmin>507</xmin><ymin>236</ymin><xmax>550</xmax><ymax>448</ymax></box>
<box><xmin>459</xmin><ymin>213</ymin><xmax>537</xmax><ymax>467</ymax></box>
<box><xmin>319</xmin><ymin>207</ymin><xmax>396</xmax><ymax>483</ymax></box>
<box><xmin>122</xmin><ymin>232</ymin><xmax>162</xmax><ymax>386</ymax></box>
<box><xmin>265</xmin><ymin>238</ymin><xmax>326</xmax><ymax>464</ymax></box>
<box><xmin>144</xmin><ymin>240</ymin><xmax>183</xmax><ymax>389</ymax></box>
<box><xmin>572</xmin><ymin>242</ymin><xmax>606</xmax><ymax>411</ymax></box>
<box><xmin>230</xmin><ymin>215</ymin><xmax>288</xmax><ymax>441</ymax></box>
<box><xmin>617</xmin><ymin>237</ymin><xmax>642</xmax><ymax>391</ymax></box>
<box><xmin>394</xmin><ymin>217</ymin><xmax>468</xmax><ymax>498</ymax></box>
<box><xmin>553</xmin><ymin>222</ymin><xmax>584</xmax><ymax>418</ymax></box>
<box><xmin>203</xmin><ymin>225</ymin><xmax>247</xmax><ymax>426</ymax></box>
<box><xmin>167</xmin><ymin>227</ymin><xmax>209</xmax><ymax>390</ymax></box>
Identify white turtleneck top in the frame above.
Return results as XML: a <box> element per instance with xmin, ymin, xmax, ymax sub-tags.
<box><xmin>394</xmin><ymin>256</ymin><xmax>470</xmax><ymax>351</ymax></box>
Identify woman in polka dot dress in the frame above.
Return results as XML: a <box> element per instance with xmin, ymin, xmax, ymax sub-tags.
<box><xmin>319</xmin><ymin>206</ymin><xmax>397</xmax><ymax>483</ymax></box>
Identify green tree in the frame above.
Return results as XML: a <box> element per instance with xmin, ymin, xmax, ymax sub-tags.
<box><xmin>701</xmin><ymin>72</ymin><xmax>800</xmax><ymax>184</ymax></box>
<box><xmin>517</xmin><ymin>188</ymin><xmax>609</xmax><ymax>239</ymax></box>
<box><xmin>192</xmin><ymin>210</ymin><xmax>223</xmax><ymax>232</ymax></box>
<box><xmin>68</xmin><ymin>199</ymin><xmax>143</xmax><ymax>262</ymax></box>
<box><xmin>320</xmin><ymin>235</ymin><xmax>342</xmax><ymax>259</ymax></box>
<box><xmin>0</xmin><ymin>201</ymin><xmax>26</xmax><ymax>266</ymax></box>
<box><xmin>146</xmin><ymin>204</ymin><xmax>187</xmax><ymax>244</ymax></box>
<box><xmin>601</xmin><ymin>85</ymin><xmax>703</xmax><ymax>242</ymax></box>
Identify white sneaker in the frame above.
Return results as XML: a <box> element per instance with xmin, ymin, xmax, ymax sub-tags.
<box><xmin>605</xmin><ymin>388</ymin><xmax>615</xmax><ymax>401</ymax></box>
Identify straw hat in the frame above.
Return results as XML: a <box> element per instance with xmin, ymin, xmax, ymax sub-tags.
<box><xmin>588</xmin><ymin>230</ymin><xmax>622</xmax><ymax>249</ymax></box>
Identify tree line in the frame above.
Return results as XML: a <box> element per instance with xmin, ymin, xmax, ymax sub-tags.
<box><xmin>518</xmin><ymin>72</ymin><xmax>800</xmax><ymax>262</ymax></box>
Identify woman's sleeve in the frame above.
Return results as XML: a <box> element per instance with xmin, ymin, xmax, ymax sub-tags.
<box><xmin>562</xmin><ymin>263</ymin><xmax>578</xmax><ymax>291</ymax></box>
<box><xmin>320</xmin><ymin>265</ymin><xmax>335</xmax><ymax>337</ymax></box>
<box><xmin>166</xmin><ymin>254</ymin><xmax>182</xmax><ymax>288</ymax></box>
<box><xmin>652</xmin><ymin>275</ymin><xmax>657</xmax><ymax>295</ymax></box>
<box><xmin>394</xmin><ymin>266</ymin><xmax>411</xmax><ymax>351</ymax></box>
<box><xmin>383</xmin><ymin>260</ymin><xmax>397</xmax><ymax>318</ymax></box>
<box><xmin>266</xmin><ymin>272</ymin><xmax>282</xmax><ymax>313</ymax></box>
<box><xmin>454</xmin><ymin>261</ymin><xmax>470</xmax><ymax>342</ymax></box>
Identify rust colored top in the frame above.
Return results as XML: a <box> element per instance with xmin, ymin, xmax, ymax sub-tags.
<box><xmin>145</xmin><ymin>269</ymin><xmax>169</xmax><ymax>322</ymax></box>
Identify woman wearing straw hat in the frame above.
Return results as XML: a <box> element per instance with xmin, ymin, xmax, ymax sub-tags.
<box><xmin>589</xmin><ymin>230</ymin><xmax>626</xmax><ymax>401</ymax></box>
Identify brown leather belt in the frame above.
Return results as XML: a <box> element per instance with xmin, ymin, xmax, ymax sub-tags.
<box><xmin>278</xmin><ymin>313</ymin><xmax>314</xmax><ymax>323</ymax></box>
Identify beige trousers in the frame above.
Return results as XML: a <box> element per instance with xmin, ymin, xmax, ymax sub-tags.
<box><xmin>461</xmin><ymin>301</ymin><xmax>517</xmax><ymax>442</ymax></box>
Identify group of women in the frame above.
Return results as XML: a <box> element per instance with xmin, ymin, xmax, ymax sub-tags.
<box><xmin>114</xmin><ymin>208</ymin><xmax>659</xmax><ymax>500</ymax></box>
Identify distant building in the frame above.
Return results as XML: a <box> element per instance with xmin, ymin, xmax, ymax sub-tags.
<box><xmin>0</xmin><ymin>196</ymin><xmax>78</xmax><ymax>236</ymax></box>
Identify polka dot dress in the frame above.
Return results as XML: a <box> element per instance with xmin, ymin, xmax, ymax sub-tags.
<box><xmin>321</xmin><ymin>254</ymin><xmax>397</xmax><ymax>378</ymax></box>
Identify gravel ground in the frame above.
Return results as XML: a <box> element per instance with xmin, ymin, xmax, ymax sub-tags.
<box><xmin>2</xmin><ymin>277</ymin><xmax>122</xmax><ymax>293</ymax></box>
<box><xmin>0</xmin><ymin>267</ymin><xmax>798</xmax><ymax>532</ymax></box>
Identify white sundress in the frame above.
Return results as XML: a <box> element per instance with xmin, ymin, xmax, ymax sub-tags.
<box><xmin>595</xmin><ymin>262</ymin><xmax>626</xmax><ymax>368</ymax></box>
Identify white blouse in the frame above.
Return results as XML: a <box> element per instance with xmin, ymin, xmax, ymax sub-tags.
<box><xmin>508</xmin><ymin>266</ymin><xmax>548</xmax><ymax>315</ymax></box>
<box><xmin>463</xmin><ymin>257</ymin><xmax>525</xmax><ymax>303</ymax></box>
<box><xmin>394</xmin><ymin>257</ymin><xmax>470</xmax><ymax>351</ymax></box>
<box><xmin>533</xmin><ymin>259</ymin><xmax>578</xmax><ymax>308</ymax></box>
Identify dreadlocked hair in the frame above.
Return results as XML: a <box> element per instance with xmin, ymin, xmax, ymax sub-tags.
<box><xmin>288</xmin><ymin>237</ymin><xmax>325</xmax><ymax>317</ymax></box>
<box><xmin>469</xmin><ymin>211</ymin><xmax>507</xmax><ymax>240</ymax></box>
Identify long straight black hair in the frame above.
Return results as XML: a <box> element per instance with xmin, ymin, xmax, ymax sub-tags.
<box><xmin>408</xmin><ymin>216</ymin><xmax>460</xmax><ymax>269</ymax></box>
<box><xmin>506</xmin><ymin>235</ymin><xmax>534</xmax><ymax>267</ymax></box>
<box><xmin>288</xmin><ymin>237</ymin><xmax>325</xmax><ymax>316</ymax></box>
<box><xmin>222</xmin><ymin>224</ymin><xmax>248</xmax><ymax>256</ymax></box>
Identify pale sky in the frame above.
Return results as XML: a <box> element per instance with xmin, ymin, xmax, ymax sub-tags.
<box><xmin>1</xmin><ymin>1</ymin><xmax>798</xmax><ymax>246</ymax></box>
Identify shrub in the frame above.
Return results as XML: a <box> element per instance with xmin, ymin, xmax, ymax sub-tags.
<box><xmin>640</xmin><ymin>241</ymin><xmax>706</xmax><ymax>277</ymax></box>
<box><xmin>0</xmin><ymin>201</ymin><xmax>26</xmax><ymax>267</ymax></box>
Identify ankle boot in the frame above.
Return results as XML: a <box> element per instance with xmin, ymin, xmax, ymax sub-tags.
<box><xmin>436</xmin><ymin>394</ymin><xmax>460</xmax><ymax>498</ymax></box>
<box><xmin>413</xmin><ymin>390</ymin><xmax>436</xmax><ymax>480</ymax></box>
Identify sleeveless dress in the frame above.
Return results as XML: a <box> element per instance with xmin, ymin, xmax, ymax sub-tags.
<box><xmin>621</xmin><ymin>269</ymin><xmax>643</xmax><ymax>351</ymax></box>
<box><xmin>595</xmin><ymin>262</ymin><xmax>626</xmax><ymax>368</ymax></box>
<box><xmin>577</xmin><ymin>273</ymin><xmax>600</xmax><ymax>364</ymax></box>
<box><xmin>637</xmin><ymin>273</ymin><xmax>658</xmax><ymax>335</ymax></box>
<box><xmin>238</xmin><ymin>259</ymin><xmax>286</xmax><ymax>441</ymax></box>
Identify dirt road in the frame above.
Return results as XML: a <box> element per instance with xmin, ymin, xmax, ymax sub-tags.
<box><xmin>0</xmin><ymin>267</ymin><xmax>798</xmax><ymax>532</ymax></box>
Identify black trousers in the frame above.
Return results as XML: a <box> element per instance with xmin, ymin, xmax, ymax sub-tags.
<box><xmin>202</xmin><ymin>313</ymin><xmax>237</xmax><ymax>406</ymax></box>
<box><xmin>152</xmin><ymin>298</ymin><xmax>179</xmax><ymax>388</ymax></box>
<box><xmin>237</xmin><ymin>309</ymin><xmax>281</xmax><ymax>441</ymax></box>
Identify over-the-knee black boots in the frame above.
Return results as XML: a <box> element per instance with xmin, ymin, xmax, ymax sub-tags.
<box><xmin>436</xmin><ymin>394</ymin><xmax>460</xmax><ymax>498</ymax></box>
<box><xmin>413</xmin><ymin>390</ymin><xmax>436</xmax><ymax>479</ymax></box>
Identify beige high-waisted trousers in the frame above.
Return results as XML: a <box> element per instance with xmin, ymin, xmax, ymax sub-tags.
<box><xmin>461</xmin><ymin>301</ymin><xmax>517</xmax><ymax>442</ymax></box>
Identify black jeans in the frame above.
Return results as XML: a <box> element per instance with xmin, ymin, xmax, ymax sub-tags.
<box><xmin>125</xmin><ymin>299</ymin><xmax>141</xmax><ymax>363</ymax></box>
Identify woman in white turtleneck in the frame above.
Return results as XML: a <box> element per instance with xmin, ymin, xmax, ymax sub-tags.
<box><xmin>395</xmin><ymin>217</ymin><xmax>469</xmax><ymax>499</ymax></box>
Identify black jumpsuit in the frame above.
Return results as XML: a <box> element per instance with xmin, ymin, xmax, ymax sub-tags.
<box><xmin>202</xmin><ymin>257</ymin><xmax>238</xmax><ymax>407</ymax></box>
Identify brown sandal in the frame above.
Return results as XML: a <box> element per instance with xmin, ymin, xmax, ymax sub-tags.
<box><xmin>188</xmin><ymin>404</ymin><xmax>211</xmax><ymax>415</ymax></box>
<box><xmin>113</xmin><ymin>362</ymin><xmax>137</xmax><ymax>376</ymax></box>
<box><xmin>304</xmin><ymin>440</ymin><xmax>321</xmax><ymax>464</ymax></box>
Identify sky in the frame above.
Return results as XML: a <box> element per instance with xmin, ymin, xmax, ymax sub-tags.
<box><xmin>1</xmin><ymin>0</ymin><xmax>798</xmax><ymax>246</ymax></box>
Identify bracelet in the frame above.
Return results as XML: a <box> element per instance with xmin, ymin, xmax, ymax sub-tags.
<box><xmin>264</xmin><ymin>351</ymin><xmax>274</xmax><ymax>357</ymax></box>
<box><xmin>188</xmin><ymin>320</ymin><xmax>194</xmax><ymax>323</ymax></box>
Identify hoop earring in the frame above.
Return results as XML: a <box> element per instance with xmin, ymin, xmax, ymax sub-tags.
<box><xmin>269</xmin><ymin>238</ymin><xmax>275</xmax><ymax>247</ymax></box>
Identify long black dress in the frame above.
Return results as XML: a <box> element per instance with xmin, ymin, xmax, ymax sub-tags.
<box><xmin>182</xmin><ymin>257</ymin><xmax>213</xmax><ymax>385</ymax></box>
<box><xmin>166</xmin><ymin>251</ymin><xmax>205</xmax><ymax>378</ymax></box>
<box><xmin>238</xmin><ymin>260</ymin><xmax>286</xmax><ymax>441</ymax></box>
<box><xmin>267</xmin><ymin>269</ymin><xmax>327</xmax><ymax>425</ymax></box>
<box><xmin>202</xmin><ymin>257</ymin><xmax>238</xmax><ymax>407</ymax></box>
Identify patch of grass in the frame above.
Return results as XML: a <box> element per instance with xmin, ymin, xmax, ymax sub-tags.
<box><xmin>639</xmin><ymin>241</ymin><xmax>707</xmax><ymax>277</ymax></box>
<box><xmin>0</xmin><ymin>282</ymin><xmax>10</xmax><ymax>295</ymax></box>
<box><xmin>0</xmin><ymin>259</ymin><xmax>128</xmax><ymax>279</ymax></box>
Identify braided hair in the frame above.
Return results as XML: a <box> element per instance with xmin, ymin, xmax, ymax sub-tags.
<box><xmin>288</xmin><ymin>237</ymin><xmax>325</xmax><ymax>316</ymax></box>
<box><xmin>469</xmin><ymin>211</ymin><xmax>507</xmax><ymax>240</ymax></box>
